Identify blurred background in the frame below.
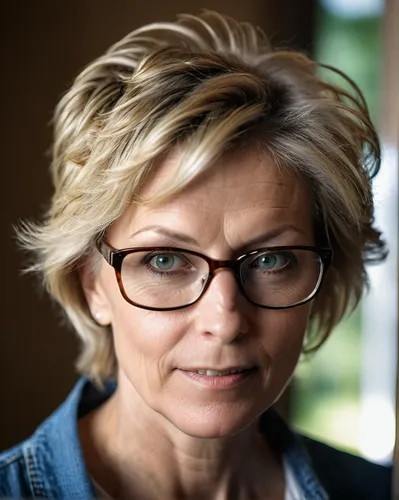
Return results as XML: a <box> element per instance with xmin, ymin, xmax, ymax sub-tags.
<box><xmin>291</xmin><ymin>0</ymin><xmax>398</xmax><ymax>467</ymax></box>
<box><xmin>1</xmin><ymin>0</ymin><xmax>398</xmax><ymax>475</ymax></box>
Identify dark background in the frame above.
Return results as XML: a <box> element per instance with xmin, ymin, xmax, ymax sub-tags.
<box><xmin>0</xmin><ymin>0</ymin><xmax>315</xmax><ymax>450</ymax></box>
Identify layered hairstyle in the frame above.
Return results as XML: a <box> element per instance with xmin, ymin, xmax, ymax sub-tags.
<box><xmin>19</xmin><ymin>11</ymin><xmax>386</xmax><ymax>384</ymax></box>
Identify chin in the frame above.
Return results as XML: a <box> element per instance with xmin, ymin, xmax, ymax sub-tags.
<box><xmin>163</xmin><ymin>402</ymin><xmax>265</xmax><ymax>439</ymax></box>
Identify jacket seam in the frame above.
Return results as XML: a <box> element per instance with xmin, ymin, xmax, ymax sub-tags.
<box><xmin>0</xmin><ymin>452</ymin><xmax>23</xmax><ymax>468</ymax></box>
<box><xmin>23</xmin><ymin>442</ymin><xmax>48</xmax><ymax>499</ymax></box>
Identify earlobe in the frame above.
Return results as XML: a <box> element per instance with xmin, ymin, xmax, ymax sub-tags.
<box><xmin>79</xmin><ymin>259</ymin><xmax>112</xmax><ymax>326</ymax></box>
<box><xmin>93</xmin><ymin>311</ymin><xmax>109</xmax><ymax>326</ymax></box>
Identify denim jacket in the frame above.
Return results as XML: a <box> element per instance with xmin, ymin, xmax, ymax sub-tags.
<box><xmin>0</xmin><ymin>378</ymin><xmax>391</xmax><ymax>499</ymax></box>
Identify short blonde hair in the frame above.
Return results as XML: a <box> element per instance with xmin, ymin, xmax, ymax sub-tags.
<box><xmin>18</xmin><ymin>11</ymin><xmax>386</xmax><ymax>385</ymax></box>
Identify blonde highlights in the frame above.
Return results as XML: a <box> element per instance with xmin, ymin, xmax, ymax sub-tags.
<box><xmin>18</xmin><ymin>11</ymin><xmax>386</xmax><ymax>384</ymax></box>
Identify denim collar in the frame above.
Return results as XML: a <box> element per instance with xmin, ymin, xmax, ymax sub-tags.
<box><xmin>25</xmin><ymin>378</ymin><xmax>327</xmax><ymax>499</ymax></box>
<box><xmin>23</xmin><ymin>378</ymin><xmax>109</xmax><ymax>499</ymax></box>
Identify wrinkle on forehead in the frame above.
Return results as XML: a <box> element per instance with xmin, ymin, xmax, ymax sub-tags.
<box><xmin>160</xmin><ymin>152</ymin><xmax>302</xmax><ymax>213</ymax></box>
<box><xmin>110</xmin><ymin>147</ymin><xmax>312</xmax><ymax>251</ymax></box>
<box><xmin>170</xmin><ymin>183</ymin><xmax>301</xmax><ymax>213</ymax></box>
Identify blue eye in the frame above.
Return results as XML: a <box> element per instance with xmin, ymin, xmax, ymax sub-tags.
<box><xmin>152</xmin><ymin>254</ymin><xmax>177</xmax><ymax>270</ymax></box>
<box><xmin>253</xmin><ymin>252</ymin><xmax>291</xmax><ymax>271</ymax></box>
<box><xmin>148</xmin><ymin>253</ymin><xmax>186</xmax><ymax>271</ymax></box>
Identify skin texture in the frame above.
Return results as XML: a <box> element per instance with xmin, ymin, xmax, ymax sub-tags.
<box><xmin>80</xmin><ymin>147</ymin><xmax>315</xmax><ymax>499</ymax></box>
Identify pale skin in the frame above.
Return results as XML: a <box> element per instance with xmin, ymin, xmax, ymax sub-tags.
<box><xmin>79</xmin><ymin>147</ymin><xmax>315</xmax><ymax>499</ymax></box>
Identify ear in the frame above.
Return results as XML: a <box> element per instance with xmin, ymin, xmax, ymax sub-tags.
<box><xmin>79</xmin><ymin>258</ymin><xmax>112</xmax><ymax>326</ymax></box>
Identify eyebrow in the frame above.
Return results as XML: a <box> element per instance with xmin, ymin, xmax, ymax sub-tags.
<box><xmin>130</xmin><ymin>226</ymin><xmax>200</xmax><ymax>246</ymax></box>
<box><xmin>243</xmin><ymin>225</ymin><xmax>309</xmax><ymax>247</ymax></box>
<box><xmin>129</xmin><ymin>224</ymin><xmax>308</xmax><ymax>248</ymax></box>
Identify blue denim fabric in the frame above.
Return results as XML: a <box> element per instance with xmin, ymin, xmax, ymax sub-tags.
<box><xmin>0</xmin><ymin>378</ymin><xmax>328</xmax><ymax>499</ymax></box>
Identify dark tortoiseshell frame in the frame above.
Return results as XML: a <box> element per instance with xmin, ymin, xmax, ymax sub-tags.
<box><xmin>97</xmin><ymin>240</ymin><xmax>333</xmax><ymax>312</ymax></box>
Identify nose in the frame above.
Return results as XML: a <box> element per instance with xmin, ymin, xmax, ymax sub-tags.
<box><xmin>194</xmin><ymin>268</ymin><xmax>249</xmax><ymax>343</ymax></box>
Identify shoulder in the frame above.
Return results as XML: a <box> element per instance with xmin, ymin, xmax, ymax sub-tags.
<box><xmin>0</xmin><ymin>421</ymin><xmax>62</xmax><ymax>498</ymax></box>
<box><xmin>0</xmin><ymin>442</ymin><xmax>33</xmax><ymax>497</ymax></box>
<box><xmin>0</xmin><ymin>378</ymin><xmax>114</xmax><ymax>498</ymax></box>
<box><xmin>300</xmin><ymin>435</ymin><xmax>392</xmax><ymax>500</ymax></box>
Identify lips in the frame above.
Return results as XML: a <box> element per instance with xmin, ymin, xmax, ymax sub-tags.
<box><xmin>182</xmin><ymin>367</ymin><xmax>255</xmax><ymax>376</ymax></box>
<box><xmin>178</xmin><ymin>366</ymin><xmax>257</xmax><ymax>389</ymax></box>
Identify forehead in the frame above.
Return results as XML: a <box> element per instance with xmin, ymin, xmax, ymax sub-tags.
<box><xmin>109</xmin><ymin>146</ymin><xmax>312</xmax><ymax>249</ymax></box>
<box><xmin>146</xmin><ymin>147</ymin><xmax>306</xmax><ymax>212</ymax></box>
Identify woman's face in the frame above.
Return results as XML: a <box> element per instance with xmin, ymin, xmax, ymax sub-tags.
<box><xmin>86</xmin><ymin>148</ymin><xmax>314</xmax><ymax>438</ymax></box>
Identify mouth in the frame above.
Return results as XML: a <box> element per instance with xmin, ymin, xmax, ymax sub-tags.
<box><xmin>181</xmin><ymin>367</ymin><xmax>256</xmax><ymax>376</ymax></box>
<box><xmin>178</xmin><ymin>366</ymin><xmax>257</xmax><ymax>389</ymax></box>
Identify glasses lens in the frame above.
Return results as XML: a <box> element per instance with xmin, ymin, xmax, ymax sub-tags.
<box><xmin>120</xmin><ymin>250</ymin><xmax>210</xmax><ymax>309</ymax></box>
<box><xmin>240</xmin><ymin>248</ymin><xmax>322</xmax><ymax>307</ymax></box>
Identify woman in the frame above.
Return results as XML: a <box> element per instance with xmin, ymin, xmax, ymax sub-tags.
<box><xmin>0</xmin><ymin>10</ymin><xmax>391</xmax><ymax>500</ymax></box>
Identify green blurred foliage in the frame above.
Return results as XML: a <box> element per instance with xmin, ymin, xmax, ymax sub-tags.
<box><xmin>293</xmin><ymin>310</ymin><xmax>362</xmax><ymax>453</ymax></box>
<box><xmin>290</xmin><ymin>3</ymin><xmax>382</xmax><ymax>455</ymax></box>
<box><xmin>315</xmin><ymin>4</ymin><xmax>382</xmax><ymax>121</ymax></box>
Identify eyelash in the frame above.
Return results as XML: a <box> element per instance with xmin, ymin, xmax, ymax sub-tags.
<box><xmin>250</xmin><ymin>252</ymin><xmax>296</xmax><ymax>273</ymax></box>
<box><xmin>142</xmin><ymin>252</ymin><xmax>191</xmax><ymax>277</ymax></box>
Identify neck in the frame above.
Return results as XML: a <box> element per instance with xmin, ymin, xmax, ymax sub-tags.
<box><xmin>79</xmin><ymin>375</ymin><xmax>284</xmax><ymax>500</ymax></box>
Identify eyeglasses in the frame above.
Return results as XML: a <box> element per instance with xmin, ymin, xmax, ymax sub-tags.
<box><xmin>97</xmin><ymin>240</ymin><xmax>332</xmax><ymax>311</ymax></box>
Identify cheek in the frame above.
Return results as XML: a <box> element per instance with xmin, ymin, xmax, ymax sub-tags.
<box><xmin>99</xmin><ymin>260</ymin><xmax>192</xmax><ymax>394</ymax></box>
<box><xmin>109</xmin><ymin>300</ymin><xmax>189</xmax><ymax>386</ymax></box>
<box><xmin>100</xmin><ymin>264</ymin><xmax>183</xmax><ymax>358</ymax></box>
<box><xmin>257</xmin><ymin>306</ymin><xmax>310</xmax><ymax>393</ymax></box>
<box><xmin>262</xmin><ymin>307</ymin><xmax>309</xmax><ymax>358</ymax></box>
